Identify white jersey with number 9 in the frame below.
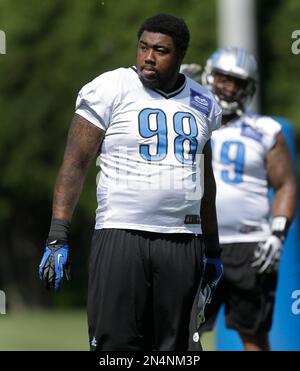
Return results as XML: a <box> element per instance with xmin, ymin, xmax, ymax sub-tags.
<box><xmin>212</xmin><ymin>112</ymin><xmax>281</xmax><ymax>243</ymax></box>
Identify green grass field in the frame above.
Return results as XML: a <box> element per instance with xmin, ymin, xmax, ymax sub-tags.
<box><xmin>0</xmin><ymin>310</ymin><xmax>215</xmax><ymax>351</ymax></box>
<box><xmin>0</xmin><ymin>310</ymin><xmax>89</xmax><ymax>351</ymax></box>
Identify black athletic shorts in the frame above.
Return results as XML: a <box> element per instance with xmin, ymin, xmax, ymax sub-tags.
<box><xmin>199</xmin><ymin>242</ymin><xmax>278</xmax><ymax>336</ymax></box>
<box><xmin>87</xmin><ymin>228</ymin><xmax>205</xmax><ymax>351</ymax></box>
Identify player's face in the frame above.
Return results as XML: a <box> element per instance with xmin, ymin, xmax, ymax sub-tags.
<box><xmin>136</xmin><ymin>31</ymin><xmax>183</xmax><ymax>91</ymax></box>
<box><xmin>213</xmin><ymin>72</ymin><xmax>248</xmax><ymax>102</ymax></box>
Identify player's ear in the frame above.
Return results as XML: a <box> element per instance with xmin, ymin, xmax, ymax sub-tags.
<box><xmin>179</xmin><ymin>50</ymin><xmax>186</xmax><ymax>61</ymax></box>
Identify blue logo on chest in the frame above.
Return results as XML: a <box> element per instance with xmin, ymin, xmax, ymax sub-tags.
<box><xmin>241</xmin><ymin>123</ymin><xmax>262</xmax><ymax>142</ymax></box>
<box><xmin>189</xmin><ymin>89</ymin><xmax>212</xmax><ymax>117</ymax></box>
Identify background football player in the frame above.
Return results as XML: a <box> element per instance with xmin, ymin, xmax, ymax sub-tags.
<box><xmin>181</xmin><ymin>47</ymin><xmax>297</xmax><ymax>351</ymax></box>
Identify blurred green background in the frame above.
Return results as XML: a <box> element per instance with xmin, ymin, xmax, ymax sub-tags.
<box><xmin>0</xmin><ymin>0</ymin><xmax>299</xmax><ymax>350</ymax></box>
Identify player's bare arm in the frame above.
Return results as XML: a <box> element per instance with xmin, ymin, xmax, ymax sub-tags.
<box><xmin>39</xmin><ymin>114</ymin><xmax>104</xmax><ymax>291</ymax></box>
<box><xmin>200</xmin><ymin>139</ymin><xmax>218</xmax><ymax>236</ymax></box>
<box><xmin>53</xmin><ymin>113</ymin><xmax>105</xmax><ymax>222</ymax></box>
<box><xmin>251</xmin><ymin>132</ymin><xmax>297</xmax><ymax>275</ymax></box>
<box><xmin>266</xmin><ymin>132</ymin><xmax>297</xmax><ymax>220</ymax></box>
<box><xmin>197</xmin><ymin>139</ymin><xmax>223</xmax><ymax>314</ymax></box>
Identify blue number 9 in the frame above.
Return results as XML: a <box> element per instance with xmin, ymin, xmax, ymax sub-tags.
<box><xmin>220</xmin><ymin>141</ymin><xmax>245</xmax><ymax>184</ymax></box>
<box><xmin>138</xmin><ymin>108</ymin><xmax>167</xmax><ymax>161</ymax></box>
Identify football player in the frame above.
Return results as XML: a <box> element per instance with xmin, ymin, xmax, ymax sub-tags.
<box><xmin>181</xmin><ymin>47</ymin><xmax>297</xmax><ymax>351</ymax></box>
<box><xmin>39</xmin><ymin>14</ymin><xmax>223</xmax><ymax>351</ymax></box>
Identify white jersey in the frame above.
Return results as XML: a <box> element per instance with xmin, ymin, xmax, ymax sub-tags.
<box><xmin>76</xmin><ymin>67</ymin><xmax>221</xmax><ymax>233</ymax></box>
<box><xmin>212</xmin><ymin>112</ymin><xmax>281</xmax><ymax>243</ymax></box>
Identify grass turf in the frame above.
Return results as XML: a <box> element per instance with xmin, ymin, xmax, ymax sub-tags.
<box><xmin>0</xmin><ymin>310</ymin><xmax>215</xmax><ymax>351</ymax></box>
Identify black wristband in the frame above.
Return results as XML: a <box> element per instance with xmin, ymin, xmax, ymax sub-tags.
<box><xmin>271</xmin><ymin>216</ymin><xmax>291</xmax><ymax>242</ymax></box>
<box><xmin>203</xmin><ymin>233</ymin><xmax>222</xmax><ymax>258</ymax></box>
<box><xmin>47</xmin><ymin>218</ymin><xmax>70</xmax><ymax>243</ymax></box>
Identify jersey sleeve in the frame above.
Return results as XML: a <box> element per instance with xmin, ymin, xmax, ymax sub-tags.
<box><xmin>75</xmin><ymin>70</ymin><xmax>120</xmax><ymax>131</ymax></box>
<box><xmin>256</xmin><ymin>116</ymin><xmax>282</xmax><ymax>151</ymax></box>
<box><xmin>209</xmin><ymin>99</ymin><xmax>222</xmax><ymax>132</ymax></box>
<box><xmin>188</xmin><ymin>81</ymin><xmax>222</xmax><ymax>135</ymax></box>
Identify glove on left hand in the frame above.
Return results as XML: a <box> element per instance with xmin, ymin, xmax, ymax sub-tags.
<box><xmin>197</xmin><ymin>257</ymin><xmax>223</xmax><ymax>327</ymax></box>
<box><xmin>251</xmin><ymin>235</ymin><xmax>282</xmax><ymax>274</ymax></box>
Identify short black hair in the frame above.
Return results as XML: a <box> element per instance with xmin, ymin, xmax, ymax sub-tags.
<box><xmin>137</xmin><ymin>13</ymin><xmax>190</xmax><ymax>53</ymax></box>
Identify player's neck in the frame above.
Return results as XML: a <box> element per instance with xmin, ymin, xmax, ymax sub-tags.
<box><xmin>159</xmin><ymin>73</ymin><xmax>185</xmax><ymax>93</ymax></box>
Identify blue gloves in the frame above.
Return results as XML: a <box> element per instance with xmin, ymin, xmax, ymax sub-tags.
<box><xmin>203</xmin><ymin>257</ymin><xmax>223</xmax><ymax>291</ymax></box>
<box><xmin>39</xmin><ymin>240</ymin><xmax>71</xmax><ymax>292</ymax></box>
<box><xmin>197</xmin><ymin>256</ymin><xmax>223</xmax><ymax>327</ymax></box>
